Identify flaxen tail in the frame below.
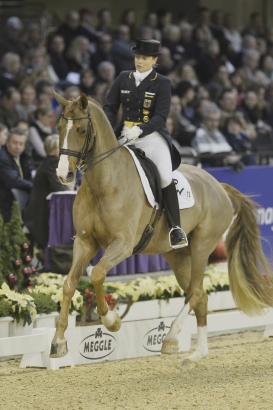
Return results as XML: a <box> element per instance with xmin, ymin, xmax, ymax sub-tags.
<box><xmin>223</xmin><ymin>183</ymin><xmax>273</xmax><ymax>315</ymax></box>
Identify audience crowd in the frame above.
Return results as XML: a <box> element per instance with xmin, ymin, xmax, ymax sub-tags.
<box><xmin>1</xmin><ymin>6</ymin><xmax>273</xmax><ymax>247</ymax></box>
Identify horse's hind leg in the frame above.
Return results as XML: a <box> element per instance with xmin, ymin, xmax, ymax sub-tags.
<box><xmin>161</xmin><ymin>247</ymin><xmax>192</xmax><ymax>354</ymax></box>
<box><xmin>50</xmin><ymin>235</ymin><xmax>97</xmax><ymax>358</ymax></box>
<box><xmin>183</xmin><ymin>233</ymin><xmax>220</xmax><ymax>363</ymax></box>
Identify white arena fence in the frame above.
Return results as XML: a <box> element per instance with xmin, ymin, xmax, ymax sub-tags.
<box><xmin>0</xmin><ymin>291</ymin><xmax>273</xmax><ymax>369</ymax></box>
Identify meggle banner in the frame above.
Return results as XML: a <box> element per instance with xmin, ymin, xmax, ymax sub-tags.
<box><xmin>207</xmin><ymin>166</ymin><xmax>273</xmax><ymax>263</ymax></box>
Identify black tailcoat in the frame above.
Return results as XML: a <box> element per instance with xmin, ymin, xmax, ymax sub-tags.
<box><xmin>104</xmin><ymin>69</ymin><xmax>181</xmax><ymax>170</ymax></box>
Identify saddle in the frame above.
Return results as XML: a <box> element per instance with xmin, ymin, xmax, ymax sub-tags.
<box><xmin>128</xmin><ymin>145</ymin><xmax>162</xmax><ymax>206</ymax></box>
<box><xmin>128</xmin><ymin>145</ymin><xmax>162</xmax><ymax>254</ymax></box>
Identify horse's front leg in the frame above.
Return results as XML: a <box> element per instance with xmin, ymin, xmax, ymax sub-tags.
<box><xmin>91</xmin><ymin>236</ymin><xmax>132</xmax><ymax>332</ymax></box>
<box><xmin>50</xmin><ymin>235</ymin><xmax>98</xmax><ymax>357</ymax></box>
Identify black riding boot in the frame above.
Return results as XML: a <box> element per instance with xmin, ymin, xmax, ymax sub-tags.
<box><xmin>162</xmin><ymin>182</ymin><xmax>188</xmax><ymax>249</ymax></box>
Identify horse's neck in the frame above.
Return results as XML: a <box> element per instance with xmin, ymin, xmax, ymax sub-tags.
<box><xmin>86</xmin><ymin>104</ymin><xmax>123</xmax><ymax>192</ymax></box>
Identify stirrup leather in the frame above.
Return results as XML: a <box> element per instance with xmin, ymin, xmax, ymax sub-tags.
<box><xmin>169</xmin><ymin>226</ymin><xmax>188</xmax><ymax>249</ymax></box>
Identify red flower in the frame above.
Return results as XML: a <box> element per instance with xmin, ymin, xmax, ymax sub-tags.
<box><xmin>105</xmin><ymin>293</ymin><xmax>117</xmax><ymax>310</ymax></box>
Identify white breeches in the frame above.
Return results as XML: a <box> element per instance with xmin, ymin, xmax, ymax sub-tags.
<box><xmin>129</xmin><ymin>131</ymin><xmax>172</xmax><ymax>188</ymax></box>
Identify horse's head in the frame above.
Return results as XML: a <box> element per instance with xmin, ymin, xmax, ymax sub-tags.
<box><xmin>54</xmin><ymin>90</ymin><xmax>94</xmax><ymax>185</ymax></box>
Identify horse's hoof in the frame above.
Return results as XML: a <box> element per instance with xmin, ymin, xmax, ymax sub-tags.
<box><xmin>101</xmin><ymin>310</ymin><xmax>121</xmax><ymax>332</ymax></box>
<box><xmin>50</xmin><ymin>338</ymin><xmax>68</xmax><ymax>358</ymax></box>
<box><xmin>182</xmin><ymin>350</ymin><xmax>208</xmax><ymax>365</ymax></box>
<box><xmin>161</xmin><ymin>338</ymin><xmax>179</xmax><ymax>354</ymax></box>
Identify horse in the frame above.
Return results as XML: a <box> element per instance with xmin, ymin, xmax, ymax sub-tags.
<box><xmin>50</xmin><ymin>91</ymin><xmax>273</xmax><ymax>363</ymax></box>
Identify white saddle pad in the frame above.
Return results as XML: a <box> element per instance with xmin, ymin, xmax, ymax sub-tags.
<box><xmin>125</xmin><ymin>146</ymin><xmax>195</xmax><ymax>209</ymax></box>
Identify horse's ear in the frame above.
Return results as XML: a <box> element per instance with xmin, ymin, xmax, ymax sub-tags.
<box><xmin>79</xmin><ymin>94</ymin><xmax>88</xmax><ymax>111</ymax></box>
<box><xmin>52</xmin><ymin>89</ymin><xmax>69</xmax><ymax>106</ymax></box>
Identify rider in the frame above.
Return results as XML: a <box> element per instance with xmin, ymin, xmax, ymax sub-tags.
<box><xmin>104</xmin><ymin>39</ymin><xmax>188</xmax><ymax>249</ymax></box>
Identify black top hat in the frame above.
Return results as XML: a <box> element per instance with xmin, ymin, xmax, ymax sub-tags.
<box><xmin>132</xmin><ymin>39</ymin><xmax>161</xmax><ymax>56</ymax></box>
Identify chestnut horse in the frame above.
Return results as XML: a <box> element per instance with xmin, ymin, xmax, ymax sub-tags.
<box><xmin>50</xmin><ymin>92</ymin><xmax>273</xmax><ymax>362</ymax></box>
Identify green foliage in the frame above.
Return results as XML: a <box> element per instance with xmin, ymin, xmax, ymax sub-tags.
<box><xmin>0</xmin><ymin>202</ymin><xmax>32</xmax><ymax>290</ymax></box>
<box><xmin>31</xmin><ymin>292</ymin><xmax>58</xmax><ymax>314</ymax></box>
<box><xmin>0</xmin><ymin>297</ymin><xmax>12</xmax><ymax>317</ymax></box>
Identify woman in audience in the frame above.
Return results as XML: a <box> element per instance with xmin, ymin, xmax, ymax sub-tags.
<box><xmin>23</xmin><ymin>134</ymin><xmax>68</xmax><ymax>250</ymax></box>
<box><xmin>28</xmin><ymin>107</ymin><xmax>56</xmax><ymax>167</ymax></box>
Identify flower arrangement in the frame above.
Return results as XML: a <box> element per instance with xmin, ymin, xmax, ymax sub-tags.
<box><xmin>0</xmin><ymin>263</ymin><xmax>230</xmax><ymax>324</ymax></box>
<box><xmin>30</xmin><ymin>273</ymin><xmax>83</xmax><ymax>313</ymax></box>
<box><xmin>0</xmin><ymin>283</ymin><xmax>37</xmax><ymax>325</ymax></box>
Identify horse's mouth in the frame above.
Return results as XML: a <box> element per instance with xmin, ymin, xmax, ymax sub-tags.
<box><xmin>58</xmin><ymin>172</ymin><xmax>75</xmax><ymax>185</ymax></box>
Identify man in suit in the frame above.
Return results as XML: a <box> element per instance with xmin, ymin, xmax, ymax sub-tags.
<box><xmin>0</xmin><ymin>127</ymin><xmax>33</xmax><ymax>221</ymax></box>
<box><xmin>104</xmin><ymin>39</ymin><xmax>188</xmax><ymax>249</ymax></box>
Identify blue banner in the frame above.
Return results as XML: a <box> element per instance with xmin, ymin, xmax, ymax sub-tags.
<box><xmin>207</xmin><ymin>166</ymin><xmax>273</xmax><ymax>263</ymax></box>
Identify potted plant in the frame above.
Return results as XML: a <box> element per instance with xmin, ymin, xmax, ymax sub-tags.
<box><xmin>30</xmin><ymin>292</ymin><xmax>59</xmax><ymax>328</ymax></box>
<box><xmin>0</xmin><ymin>297</ymin><xmax>13</xmax><ymax>337</ymax></box>
<box><xmin>0</xmin><ymin>283</ymin><xmax>37</xmax><ymax>336</ymax></box>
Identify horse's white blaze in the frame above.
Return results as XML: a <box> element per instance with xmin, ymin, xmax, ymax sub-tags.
<box><xmin>56</xmin><ymin>119</ymin><xmax>73</xmax><ymax>178</ymax></box>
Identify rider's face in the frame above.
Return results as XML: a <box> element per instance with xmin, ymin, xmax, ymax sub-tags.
<box><xmin>134</xmin><ymin>54</ymin><xmax>157</xmax><ymax>72</ymax></box>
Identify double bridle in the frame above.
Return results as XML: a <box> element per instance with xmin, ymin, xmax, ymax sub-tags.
<box><xmin>59</xmin><ymin>112</ymin><xmax>127</xmax><ymax>173</ymax></box>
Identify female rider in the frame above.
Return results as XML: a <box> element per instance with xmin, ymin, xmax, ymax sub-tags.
<box><xmin>104</xmin><ymin>39</ymin><xmax>188</xmax><ymax>249</ymax></box>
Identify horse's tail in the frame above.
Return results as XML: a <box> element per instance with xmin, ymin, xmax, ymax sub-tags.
<box><xmin>222</xmin><ymin>183</ymin><xmax>273</xmax><ymax>315</ymax></box>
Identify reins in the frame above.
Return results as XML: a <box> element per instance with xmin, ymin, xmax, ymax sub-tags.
<box><xmin>60</xmin><ymin>113</ymin><xmax>128</xmax><ymax>172</ymax></box>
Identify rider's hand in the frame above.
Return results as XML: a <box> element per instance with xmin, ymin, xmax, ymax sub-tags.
<box><xmin>124</xmin><ymin>126</ymin><xmax>143</xmax><ymax>141</ymax></box>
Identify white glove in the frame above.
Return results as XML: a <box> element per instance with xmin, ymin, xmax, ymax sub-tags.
<box><xmin>124</xmin><ymin>125</ymin><xmax>143</xmax><ymax>141</ymax></box>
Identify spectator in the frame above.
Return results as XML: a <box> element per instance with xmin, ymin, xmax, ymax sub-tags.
<box><xmin>0</xmin><ymin>123</ymin><xmax>8</xmax><ymax>148</ymax></box>
<box><xmin>170</xmin><ymin>93</ymin><xmax>197</xmax><ymax>147</ymax></box>
<box><xmin>196</xmin><ymin>39</ymin><xmax>224</xmax><ymax>84</ymax></box>
<box><xmin>97</xmin><ymin>8</ymin><xmax>113</xmax><ymax>34</ymax></box>
<box><xmin>121</xmin><ymin>9</ymin><xmax>137</xmax><ymax>39</ymax></box>
<box><xmin>210</xmin><ymin>9</ymin><xmax>229</xmax><ymax>53</ymax></box>
<box><xmin>16</xmin><ymin>84</ymin><xmax>37</xmax><ymax>122</ymax></box>
<box><xmin>0</xmin><ymin>87</ymin><xmax>21</xmax><ymax>128</ymax></box>
<box><xmin>66</xmin><ymin>36</ymin><xmax>92</xmax><ymax>75</ymax></box>
<box><xmin>239</xmin><ymin>89</ymin><xmax>268</xmax><ymax>126</ymax></box>
<box><xmin>26</xmin><ymin>46</ymin><xmax>58</xmax><ymax>85</ymax></box>
<box><xmin>112</xmin><ymin>25</ymin><xmax>134</xmax><ymax>73</ymax></box>
<box><xmin>157</xmin><ymin>47</ymin><xmax>174</xmax><ymax>76</ymax></box>
<box><xmin>180</xmin><ymin>21</ymin><xmax>195</xmax><ymax>59</ymax></box>
<box><xmin>96</xmin><ymin>61</ymin><xmax>116</xmax><ymax>87</ymax></box>
<box><xmin>63</xmin><ymin>85</ymin><xmax>81</xmax><ymax>100</ymax></box>
<box><xmin>157</xmin><ymin>9</ymin><xmax>172</xmax><ymax>31</ymax></box>
<box><xmin>47</xmin><ymin>34</ymin><xmax>69</xmax><ymax>82</ymax></box>
<box><xmin>176</xmin><ymin>80</ymin><xmax>196</xmax><ymax>122</ymax></box>
<box><xmin>0</xmin><ymin>52</ymin><xmax>21</xmax><ymax>94</ymax></box>
<box><xmin>223</xmin><ymin>13</ymin><xmax>242</xmax><ymax>55</ymax></box>
<box><xmin>219</xmin><ymin>87</ymin><xmax>238</xmax><ymax>124</ymax></box>
<box><xmin>0</xmin><ymin>127</ymin><xmax>33</xmax><ymax>221</ymax></box>
<box><xmin>192</xmin><ymin>103</ymin><xmax>233</xmax><ymax>166</ymax></box>
<box><xmin>224</xmin><ymin>115</ymin><xmax>256</xmax><ymax>165</ymax></box>
<box><xmin>162</xmin><ymin>25</ymin><xmax>184</xmax><ymax>64</ymax></box>
<box><xmin>57</xmin><ymin>10</ymin><xmax>82</xmax><ymax>48</ymax></box>
<box><xmin>80</xmin><ymin>68</ymin><xmax>96</xmax><ymax>95</ymax></box>
<box><xmin>143</xmin><ymin>12</ymin><xmax>161</xmax><ymax>40</ymax></box>
<box><xmin>262</xmin><ymin>55</ymin><xmax>273</xmax><ymax>81</ymax></box>
<box><xmin>92</xmin><ymin>34</ymin><xmax>114</xmax><ymax>71</ymax></box>
<box><xmin>29</xmin><ymin>107</ymin><xmax>56</xmax><ymax>166</ymax></box>
<box><xmin>0</xmin><ymin>16</ymin><xmax>26</xmax><ymax>57</ymax></box>
<box><xmin>240</xmin><ymin>49</ymin><xmax>269</xmax><ymax>87</ymax></box>
<box><xmin>243</xmin><ymin>12</ymin><xmax>265</xmax><ymax>38</ymax></box>
<box><xmin>169</xmin><ymin>62</ymin><xmax>199</xmax><ymax>90</ymax></box>
<box><xmin>23</xmin><ymin>134</ymin><xmax>67</xmax><ymax>249</ymax></box>
<box><xmin>79</xmin><ymin>8</ymin><xmax>100</xmax><ymax>44</ymax></box>
<box><xmin>208</xmin><ymin>65</ymin><xmax>232</xmax><ymax>101</ymax></box>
